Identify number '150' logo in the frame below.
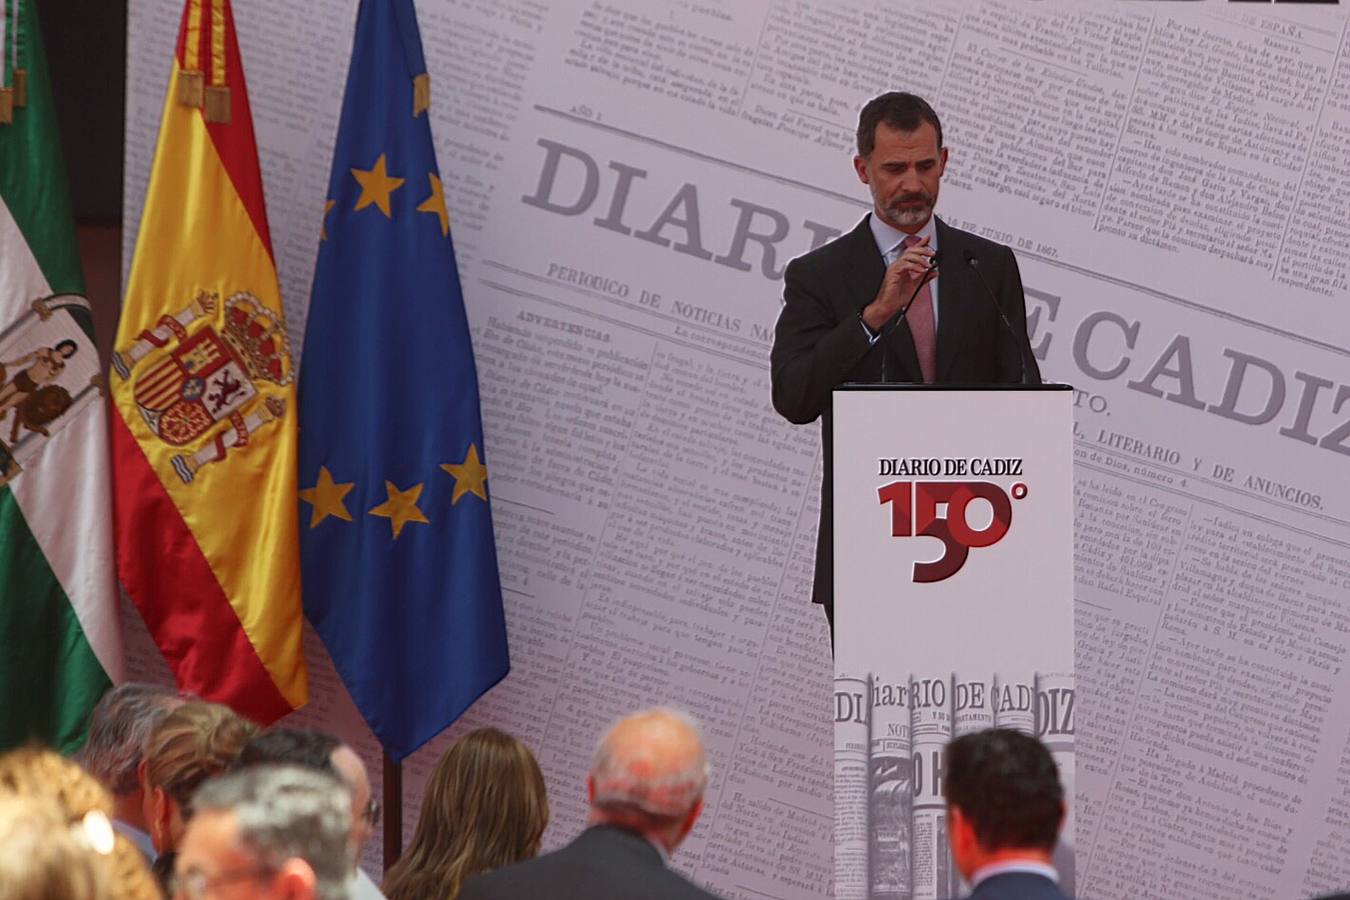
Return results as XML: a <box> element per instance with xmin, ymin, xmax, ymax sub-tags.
<box><xmin>878</xmin><ymin>481</ymin><xmax>1028</xmax><ymax>583</ymax></box>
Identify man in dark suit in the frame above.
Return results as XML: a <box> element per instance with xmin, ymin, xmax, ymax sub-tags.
<box><xmin>770</xmin><ymin>92</ymin><xmax>1041</xmax><ymax>632</ymax></box>
<box><xmin>459</xmin><ymin>708</ymin><xmax>722</xmax><ymax>900</ymax></box>
<box><xmin>945</xmin><ymin>729</ymin><xmax>1069</xmax><ymax>900</ymax></box>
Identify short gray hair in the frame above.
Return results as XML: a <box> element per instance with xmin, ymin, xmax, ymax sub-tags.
<box><xmin>590</xmin><ymin>707</ymin><xmax>709</xmax><ymax>825</ymax></box>
<box><xmin>191</xmin><ymin>766</ymin><xmax>353</xmax><ymax>900</ymax></box>
<box><xmin>80</xmin><ymin>683</ymin><xmax>182</xmax><ymax>795</ymax></box>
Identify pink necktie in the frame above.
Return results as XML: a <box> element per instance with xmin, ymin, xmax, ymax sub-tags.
<box><xmin>903</xmin><ymin>235</ymin><xmax>937</xmax><ymax>383</ymax></box>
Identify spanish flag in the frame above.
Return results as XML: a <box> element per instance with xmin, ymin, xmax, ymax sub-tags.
<box><xmin>111</xmin><ymin>0</ymin><xmax>306</xmax><ymax>722</ymax></box>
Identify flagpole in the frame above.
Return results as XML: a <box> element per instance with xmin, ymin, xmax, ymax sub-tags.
<box><xmin>382</xmin><ymin>751</ymin><xmax>403</xmax><ymax>871</ymax></box>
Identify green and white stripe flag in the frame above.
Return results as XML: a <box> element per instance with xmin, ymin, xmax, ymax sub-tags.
<box><xmin>0</xmin><ymin>0</ymin><xmax>122</xmax><ymax>753</ymax></box>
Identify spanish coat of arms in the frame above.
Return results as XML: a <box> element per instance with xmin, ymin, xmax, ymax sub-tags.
<box><xmin>113</xmin><ymin>290</ymin><xmax>292</xmax><ymax>484</ymax></box>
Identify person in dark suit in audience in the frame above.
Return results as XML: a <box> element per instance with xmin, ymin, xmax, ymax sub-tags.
<box><xmin>945</xmin><ymin>729</ymin><xmax>1070</xmax><ymax>900</ymax></box>
<box><xmin>458</xmin><ymin>708</ymin><xmax>722</xmax><ymax>900</ymax></box>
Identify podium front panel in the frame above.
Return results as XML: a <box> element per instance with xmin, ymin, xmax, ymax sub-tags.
<box><xmin>831</xmin><ymin>385</ymin><xmax>1074</xmax><ymax>900</ymax></box>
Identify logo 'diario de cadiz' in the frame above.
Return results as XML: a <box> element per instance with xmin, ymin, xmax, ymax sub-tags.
<box><xmin>113</xmin><ymin>291</ymin><xmax>291</xmax><ymax>484</ymax></box>
<box><xmin>878</xmin><ymin>480</ymin><xmax>1027</xmax><ymax>583</ymax></box>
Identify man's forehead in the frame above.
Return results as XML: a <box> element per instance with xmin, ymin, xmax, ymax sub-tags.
<box><xmin>330</xmin><ymin>745</ymin><xmax>369</xmax><ymax>795</ymax></box>
<box><xmin>179</xmin><ymin>809</ymin><xmax>249</xmax><ymax>868</ymax></box>
<box><xmin>870</xmin><ymin>121</ymin><xmax>942</xmax><ymax>159</ymax></box>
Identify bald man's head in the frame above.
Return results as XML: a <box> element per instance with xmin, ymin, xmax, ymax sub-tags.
<box><xmin>587</xmin><ymin>708</ymin><xmax>709</xmax><ymax>853</ymax></box>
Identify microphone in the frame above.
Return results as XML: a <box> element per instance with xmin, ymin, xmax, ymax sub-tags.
<box><xmin>878</xmin><ymin>250</ymin><xmax>941</xmax><ymax>383</ymax></box>
<box><xmin>965</xmin><ymin>253</ymin><xmax>1032</xmax><ymax>385</ymax></box>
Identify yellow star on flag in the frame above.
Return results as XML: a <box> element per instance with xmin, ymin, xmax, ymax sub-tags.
<box><xmin>369</xmin><ymin>480</ymin><xmax>430</xmax><ymax>539</ymax></box>
<box><xmin>298</xmin><ymin>466</ymin><xmax>355</xmax><ymax>528</ymax></box>
<box><xmin>416</xmin><ymin>173</ymin><xmax>450</xmax><ymax>237</ymax></box>
<box><xmin>440</xmin><ymin>443</ymin><xmax>489</xmax><ymax>504</ymax></box>
<box><xmin>351</xmin><ymin>154</ymin><xmax>404</xmax><ymax>218</ymax></box>
<box><xmin>320</xmin><ymin>199</ymin><xmax>336</xmax><ymax>240</ymax></box>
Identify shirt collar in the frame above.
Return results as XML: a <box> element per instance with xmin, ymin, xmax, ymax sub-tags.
<box><xmin>112</xmin><ymin>819</ymin><xmax>157</xmax><ymax>861</ymax></box>
<box><xmin>970</xmin><ymin>859</ymin><xmax>1059</xmax><ymax>888</ymax></box>
<box><xmin>869</xmin><ymin>213</ymin><xmax>937</xmax><ymax>261</ymax></box>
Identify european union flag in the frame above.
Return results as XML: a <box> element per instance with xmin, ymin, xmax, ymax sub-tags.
<box><xmin>297</xmin><ymin>0</ymin><xmax>508</xmax><ymax>760</ymax></box>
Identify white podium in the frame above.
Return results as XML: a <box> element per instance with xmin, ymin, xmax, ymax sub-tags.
<box><xmin>831</xmin><ymin>385</ymin><xmax>1075</xmax><ymax>900</ymax></box>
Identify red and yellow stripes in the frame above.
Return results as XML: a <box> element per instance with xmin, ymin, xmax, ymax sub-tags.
<box><xmin>175</xmin><ymin>0</ymin><xmax>272</xmax><ymax>250</ymax></box>
<box><xmin>113</xmin><ymin>0</ymin><xmax>304</xmax><ymax>723</ymax></box>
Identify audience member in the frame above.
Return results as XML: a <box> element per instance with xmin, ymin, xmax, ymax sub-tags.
<box><xmin>458</xmin><ymin>708</ymin><xmax>719</xmax><ymax>900</ymax></box>
<box><xmin>81</xmin><ymin>682</ymin><xmax>185</xmax><ymax>858</ymax></box>
<box><xmin>174</xmin><ymin>765</ymin><xmax>353</xmax><ymax>900</ymax></box>
<box><xmin>329</xmin><ymin>743</ymin><xmax>377</xmax><ymax>861</ymax></box>
<box><xmin>0</xmin><ymin>746</ymin><xmax>160</xmax><ymax>900</ymax></box>
<box><xmin>235</xmin><ymin>728</ymin><xmax>340</xmax><ymax>774</ymax></box>
<box><xmin>232</xmin><ymin>728</ymin><xmax>383</xmax><ymax>899</ymax></box>
<box><xmin>0</xmin><ymin>795</ymin><xmax>108</xmax><ymax>900</ymax></box>
<box><xmin>140</xmin><ymin>700</ymin><xmax>259</xmax><ymax>890</ymax></box>
<box><xmin>382</xmin><ymin>728</ymin><xmax>549</xmax><ymax>900</ymax></box>
<box><xmin>944</xmin><ymin>729</ymin><xmax>1069</xmax><ymax>900</ymax></box>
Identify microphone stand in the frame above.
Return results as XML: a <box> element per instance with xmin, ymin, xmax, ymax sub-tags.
<box><xmin>965</xmin><ymin>254</ymin><xmax>1032</xmax><ymax>385</ymax></box>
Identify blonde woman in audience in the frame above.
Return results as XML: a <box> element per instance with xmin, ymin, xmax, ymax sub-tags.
<box><xmin>0</xmin><ymin>746</ymin><xmax>160</xmax><ymax>900</ymax></box>
<box><xmin>382</xmin><ymin>728</ymin><xmax>549</xmax><ymax>900</ymax></box>
<box><xmin>140</xmin><ymin>700</ymin><xmax>259</xmax><ymax>889</ymax></box>
<box><xmin>0</xmin><ymin>795</ymin><xmax>107</xmax><ymax>900</ymax></box>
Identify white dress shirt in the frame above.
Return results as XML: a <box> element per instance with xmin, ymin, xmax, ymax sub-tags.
<box><xmin>862</xmin><ymin>214</ymin><xmax>940</xmax><ymax>346</ymax></box>
<box><xmin>351</xmin><ymin>867</ymin><xmax>387</xmax><ymax>899</ymax></box>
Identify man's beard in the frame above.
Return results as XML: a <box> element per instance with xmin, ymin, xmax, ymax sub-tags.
<box><xmin>883</xmin><ymin>192</ymin><xmax>935</xmax><ymax>228</ymax></box>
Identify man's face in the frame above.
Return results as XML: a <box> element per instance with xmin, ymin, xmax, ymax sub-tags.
<box><xmin>854</xmin><ymin>120</ymin><xmax>947</xmax><ymax>232</ymax></box>
<box><xmin>174</xmin><ymin>810</ymin><xmax>300</xmax><ymax>900</ymax></box>
<box><xmin>329</xmin><ymin>746</ymin><xmax>373</xmax><ymax>852</ymax></box>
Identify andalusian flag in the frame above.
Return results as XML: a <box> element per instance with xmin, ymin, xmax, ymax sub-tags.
<box><xmin>0</xmin><ymin>0</ymin><xmax>123</xmax><ymax>753</ymax></box>
<box><xmin>111</xmin><ymin>0</ymin><xmax>306</xmax><ymax>722</ymax></box>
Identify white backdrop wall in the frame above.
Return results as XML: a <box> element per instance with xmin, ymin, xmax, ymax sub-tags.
<box><xmin>123</xmin><ymin>2</ymin><xmax>1350</xmax><ymax>898</ymax></box>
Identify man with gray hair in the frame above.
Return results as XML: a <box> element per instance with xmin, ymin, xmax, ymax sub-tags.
<box><xmin>231</xmin><ymin>728</ymin><xmax>384</xmax><ymax>899</ymax></box>
<box><xmin>79</xmin><ymin>682</ymin><xmax>184</xmax><ymax>858</ymax></box>
<box><xmin>173</xmin><ymin>765</ymin><xmax>354</xmax><ymax>900</ymax></box>
<box><xmin>459</xmin><ymin>708</ymin><xmax>722</xmax><ymax>900</ymax></box>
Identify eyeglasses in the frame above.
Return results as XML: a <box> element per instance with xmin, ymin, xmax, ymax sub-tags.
<box><xmin>363</xmin><ymin>797</ymin><xmax>381</xmax><ymax>828</ymax></box>
<box><xmin>172</xmin><ymin>865</ymin><xmax>276</xmax><ymax>899</ymax></box>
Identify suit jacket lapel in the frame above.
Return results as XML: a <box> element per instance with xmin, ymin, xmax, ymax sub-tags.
<box><xmin>841</xmin><ymin>215</ymin><xmax>885</xmax><ymax>313</ymax></box>
<box><xmin>934</xmin><ymin>216</ymin><xmax>968</xmax><ymax>382</ymax></box>
<box><xmin>844</xmin><ymin>214</ymin><xmax>921</xmax><ymax>382</ymax></box>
